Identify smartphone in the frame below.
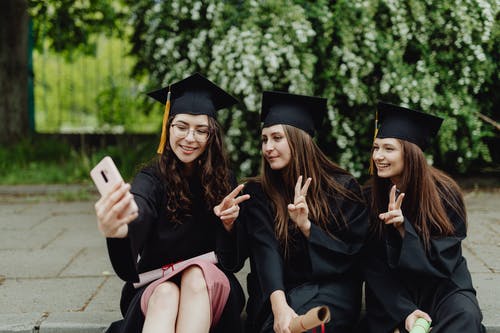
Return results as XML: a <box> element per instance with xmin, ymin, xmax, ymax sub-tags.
<box><xmin>90</xmin><ymin>156</ymin><xmax>138</xmax><ymax>216</ymax></box>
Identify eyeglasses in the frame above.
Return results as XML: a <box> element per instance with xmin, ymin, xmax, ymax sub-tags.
<box><xmin>170</xmin><ymin>123</ymin><xmax>210</xmax><ymax>142</ymax></box>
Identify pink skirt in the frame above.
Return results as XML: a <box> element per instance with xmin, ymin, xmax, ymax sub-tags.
<box><xmin>140</xmin><ymin>260</ymin><xmax>230</xmax><ymax>327</ymax></box>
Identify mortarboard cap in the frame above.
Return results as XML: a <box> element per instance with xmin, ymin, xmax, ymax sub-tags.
<box><xmin>147</xmin><ymin>73</ymin><xmax>238</xmax><ymax>154</ymax></box>
<box><xmin>261</xmin><ymin>91</ymin><xmax>327</xmax><ymax>136</ymax></box>
<box><xmin>376</xmin><ymin>102</ymin><xmax>443</xmax><ymax>150</ymax></box>
<box><xmin>147</xmin><ymin>72</ymin><xmax>238</xmax><ymax>118</ymax></box>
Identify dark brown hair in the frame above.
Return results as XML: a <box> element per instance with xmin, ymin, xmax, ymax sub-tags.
<box><xmin>370</xmin><ymin>140</ymin><xmax>464</xmax><ymax>250</ymax></box>
<box><xmin>156</xmin><ymin>115</ymin><xmax>232</xmax><ymax>224</ymax></box>
<box><xmin>253</xmin><ymin>125</ymin><xmax>363</xmax><ymax>254</ymax></box>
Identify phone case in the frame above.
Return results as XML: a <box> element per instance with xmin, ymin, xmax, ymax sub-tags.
<box><xmin>90</xmin><ymin>156</ymin><xmax>138</xmax><ymax>216</ymax></box>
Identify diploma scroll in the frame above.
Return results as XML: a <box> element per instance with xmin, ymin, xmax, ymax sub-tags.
<box><xmin>289</xmin><ymin>306</ymin><xmax>331</xmax><ymax>333</ymax></box>
<box><xmin>409</xmin><ymin>318</ymin><xmax>431</xmax><ymax>333</ymax></box>
<box><xmin>133</xmin><ymin>251</ymin><xmax>218</xmax><ymax>288</ymax></box>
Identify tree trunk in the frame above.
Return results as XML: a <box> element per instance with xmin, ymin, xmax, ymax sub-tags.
<box><xmin>0</xmin><ymin>0</ymin><xmax>29</xmax><ymax>145</ymax></box>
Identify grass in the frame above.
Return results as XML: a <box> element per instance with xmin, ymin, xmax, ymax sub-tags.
<box><xmin>0</xmin><ymin>135</ymin><xmax>157</xmax><ymax>186</ymax></box>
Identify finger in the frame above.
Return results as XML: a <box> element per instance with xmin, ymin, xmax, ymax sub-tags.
<box><xmin>226</xmin><ymin>184</ymin><xmax>246</xmax><ymax>200</ymax></box>
<box><xmin>219</xmin><ymin>196</ymin><xmax>232</xmax><ymax>211</ymax></box>
<box><xmin>233</xmin><ymin>194</ymin><xmax>251</xmax><ymax>205</ymax></box>
<box><xmin>99</xmin><ymin>207</ymin><xmax>137</xmax><ymax>237</ymax></box>
<box><xmin>378</xmin><ymin>212</ymin><xmax>390</xmax><ymax>221</ymax></box>
<box><xmin>389</xmin><ymin>185</ymin><xmax>397</xmax><ymax>205</ymax></box>
<box><xmin>96</xmin><ymin>186</ymin><xmax>127</xmax><ymax>222</ymax></box>
<box><xmin>406</xmin><ymin>316</ymin><xmax>416</xmax><ymax>331</ymax></box>
<box><xmin>294</xmin><ymin>194</ymin><xmax>306</xmax><ymax>205</ymax></box>
<box><xmin>110</xmin><ymin>192</ymin><xmax>135</xmax><ymax>219</ymax></box>
<box><xmin>416</xmin><ymin>310</ymin><xmax>432</xmax><ymax>322</ymax></box>
<box><xmin>108</xmin><ymin>183</ymin><xmax>131</xmax><ymax>209</ymax></box>
<box><xmin>213</xmin><ymin>205</ymin><xmax>221</xmax><ymax>216</ymax></box>
<box><xmin>113</xmin><ymin>210</ymin><xmax>138</xmax><ymax>230</ymax></box>
<box><xmin>287</xmin><ymin>203</ymin><xmax>296</xmax><ymax>212</ymax></box>
<box><xmin>95</xmin><ymin>182</ymin><xmax>126</xmax><ymax>212</ymax></box>
<box><xmin>395</xmin><ymin>192</ymin><xmax>405</xmax><ymax>209</ymax></box>
<box><xmin>294</xmin><ymin>202</ymin><xmax>307</xmax><ymax>212</ymax></box>
<box><xmin>294</xmin><ymin>176</ymin><xmax>303</xmax><ymax>198</ymax></box>
<box><xmin>219</xmin><ymin>205</ymin><xmax>239</xmax><ymax>216</ymax></box>
<box><xmin>385</xmin><ymin>216</ymin><xmax>404</xmax><ymax>225</ymax></box>
<box><xmin>300</xmin><ymin>177</ymin><xmax>312</xmax><ymax>196</ymax></box>
<box><xmin>100</xmin><ymin>181</ymin><xmax>123</xmax><ymax>203</ymax></box>
<box><xmin>219</xmin><ymin>213</ymin><xmax>237</xmax><ymax>220</ymax></box>
<box><xmin>379</xmin><ymin>210</ymin><xmax>402</xmax><ymax>220</ymax></box>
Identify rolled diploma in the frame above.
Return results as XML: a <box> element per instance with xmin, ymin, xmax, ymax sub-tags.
<box><xmin>133</xmin><ymin>251</ymin><xmax>218</xmax><ymax>288</ymax></box>
<box><xmin>409</xmin><ymin>318</ymin><xmax>431</xmax><ymax>333</ymax></box>
<box><xmin>289</xmin><ymin>306</ymin><xmax>331</xmax><ymax>333</ymax></box>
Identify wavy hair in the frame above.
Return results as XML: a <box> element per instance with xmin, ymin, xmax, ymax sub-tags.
<box><xmin>370</xmin><ymin>140</ymin><xmax>463</xmax><ymax>250</ymax></box>
<box><xmin>253</xmin><ymin>125</ymin><xmax>363</xmax><ymax>254</ymax></box>
<box><xmin>156</xmin><ymin>115</ymin><xmax>232</xmax><ymax>224</ymax></box>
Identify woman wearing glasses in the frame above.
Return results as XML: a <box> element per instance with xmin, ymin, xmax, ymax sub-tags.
<box><xmin>94</xmin><ymin>73</ymin><xmax>249</xmax><ymax>333</ymax></box>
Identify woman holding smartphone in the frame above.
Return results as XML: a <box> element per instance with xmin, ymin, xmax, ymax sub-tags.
<box><xmin>240</xmin><ymin>91</ymin><xmax>369</xmax><ymax>333</ymax></box>
<box><xmin>362</xmin><ymin>102</ymin><xmax>485</xmax><ymax>332</ymax></box>
<box><xmin>93</xmin><ymin>73</ymin><xmax>249</xmax><ymax>333</ymax></box>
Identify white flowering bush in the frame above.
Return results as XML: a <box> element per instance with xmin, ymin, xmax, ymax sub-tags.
<box><xmin>126</xmin><ymin>0</ymin><xmax>499</xmax><ymax>178</ymax></box>
<box><xmin>128</xmin><ymin>0</ymin><xmax>318</xmax><ymax>175</ymax></box>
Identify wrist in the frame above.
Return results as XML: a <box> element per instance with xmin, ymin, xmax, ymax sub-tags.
<box><xmin>299</xmin><ymin>219</ymin><xmax>312</xmax><ymax>236</ymax></box>
<box><xmin>300</xmin><ymin>219</ymin><xmax>311</xmax><ymax>230</ymax></box>
<box><xmin>270</xmin><ymin>290</ymin><xmax>287</xmax><ymax>311</ymax></box>
<box><xmin>223</xmin><ymin>219</ymin><xmax>235</xmax><ymax>231</ymax></box>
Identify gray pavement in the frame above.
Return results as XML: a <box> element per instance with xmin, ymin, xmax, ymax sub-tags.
<box><xmin>0</xmin><ymin>185</ymin><xmax>499</xmax><ymax>332</ymax></box>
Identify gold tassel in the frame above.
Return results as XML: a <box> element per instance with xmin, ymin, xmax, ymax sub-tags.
<box><xmin>369</xmin><ymin>111</ymin><xmax>379</xmax><ymax>175</ymax></box>
<box><xmin>157</xmin><ymin>86</ymin><xmax>171</xmax><ymax>154</ymax></box>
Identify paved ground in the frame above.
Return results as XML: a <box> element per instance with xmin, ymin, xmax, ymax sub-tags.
<box><xmin>0</xmin><ymin>185</ymin><xmax>498</xmax><ymax>333</ymax></box>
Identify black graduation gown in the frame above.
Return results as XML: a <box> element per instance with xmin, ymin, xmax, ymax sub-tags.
<box><xmin>362</xmin><ymin>187</ymin><xmax>485</xmax><ymax>333</ymax></box>
<box><xmin>241</xmin><ymin>174</ymin><xmax>369</xmax><ymax>333</ymax></box>
<box><xmin>104</xmin><ymin>167</ymin><xmax>245</xmax><ymax>333</ymax></box>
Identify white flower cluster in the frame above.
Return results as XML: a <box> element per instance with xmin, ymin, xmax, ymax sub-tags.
<box><xmin>129</xmin><ymin>0</ymin><xmax>497</xmax><ymax>176</ymax></box>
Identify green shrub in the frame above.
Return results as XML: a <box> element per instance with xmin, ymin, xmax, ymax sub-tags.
<box><xmin>125</xmin><ymin>0</ymin><xmax>498</xmax><ymax>179</ymax></box>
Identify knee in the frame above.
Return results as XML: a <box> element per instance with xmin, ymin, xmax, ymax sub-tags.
<box><xmin>181</xmin><ymin>266</ymin><xmax>208</xmax><ymax>295</ymax></box>
<box><xmin>454</xmin><ymin>306</ymin><xmax>482</xmax><ymax>323</ymax></box>
<box><xmin>148</xmin><ymin>282</ymin><xmax>180</xmax><ymax>310</ymax></box>
<box><xmin>438</xmin><ymin>295</ymin><xmax>483</xmax><ymax>326</ymax></box>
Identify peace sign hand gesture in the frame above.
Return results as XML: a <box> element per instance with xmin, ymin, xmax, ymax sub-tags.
<box><xmin>214</xmin><ymin>184</ymin><xmax>251</xmax><ymax>232</ymax></box>
<box><xmin>379</xmin><ymin>185</ymin><xmax>406</xmax><ymax>236</ymax></box>
<box><xmin>288</xmin><ymin>176</ymin><xmax>312</xmax><ymax>236</ymax></box>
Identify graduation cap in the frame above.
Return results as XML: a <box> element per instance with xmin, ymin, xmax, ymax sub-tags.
<box><xmin>261</xmin><ymin>91</ymin><xmax>327</xmax><ymax>136</ymax></box>
<box><xmin>147</xmin><ymin>73</ymin><xmax>238</xmax><ymax>154</ymax></box>
<box><xmin>376</xmin><ymin>102</ymin><xmax>444</xmax><ymax>150</ymax></box>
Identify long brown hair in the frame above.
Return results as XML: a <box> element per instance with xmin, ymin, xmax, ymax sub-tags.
<box><xmin>371</xmin><ymin>140</ymin><xmax>464</xmax><ymax>250</ymax></box>
<box><xmin>254</xmin><ymin>125</ymin><xmax>363</xmax><ymax>254</ymax></box>
<box><xmin>156</xmin><ymin>115</ymin><xmax>232</xmax><ymax>224</ymax></box>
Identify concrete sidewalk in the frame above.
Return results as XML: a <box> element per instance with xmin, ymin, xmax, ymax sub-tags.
<box><xmin>0</xmin><ymin>185</ymin><xmax>499</xmax><ymax>332</ymax></box>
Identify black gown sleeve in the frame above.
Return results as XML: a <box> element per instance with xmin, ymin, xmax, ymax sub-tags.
<box><xmin>386</xmin><ymin>190</ymin><xmax>467</xmax><ymax>278</ymax></box>
<box><xmin>361</xmin><ymin>186</ymin><xmax>417</xmax><ymax>331</ymax></box>
<box><xmin>106</xmin><ymin>168</ymin><xmax>161</xmax><ymax>282</ymax></box>
<box><xmin>363</xmin><ymin>237</ymin><xmax>418</xmax><ymax>328</ymax></box>
<box><xmin>243</xmin><ymin>182</ymin><xmax>285</xmax><ymax>300</ymax></box>
<box><xmin>308</xmin><ymin>176</ymin><xmax>369</xmax><ymax>277</ymax></box>
<box><xmin>214</xmin><ymin>173</ymin><xmax>247</xmax><ymax>272</ymax></box>
<box><xmin>216</xmin><ymin>214</ymin><xmax>249</xmax><ymax>272</ymax></box>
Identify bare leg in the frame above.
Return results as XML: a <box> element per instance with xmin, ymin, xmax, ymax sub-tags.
<box><xmin>142</xmin><ymin>281</ymin><xmax>179</xmax><ymax>333</ymax></box>
<box><xmin>176</xmin><ymin>266</ymin><xmax>211</xmax><ymax>333</ymax></box>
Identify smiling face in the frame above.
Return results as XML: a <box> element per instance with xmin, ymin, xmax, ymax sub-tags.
<box><xmin>372</xmin><ymin>137</ymin><xmax>405</xmax><ymax>185</ymax></box>
<box><xmin>169</xmin><ymin>114</ymin><xmax>210</xmax><ymax>169</ymax></box>
<box><xmin>261</xmin><ymin>124</ymin><xmax>292</xmax><ymax>170</ymax></box>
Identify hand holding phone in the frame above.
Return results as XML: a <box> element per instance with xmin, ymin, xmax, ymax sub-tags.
<box><xmin>90</xmin><ymin>156</ymin><xmax>138</xmax><ymax>218</ymax></box>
